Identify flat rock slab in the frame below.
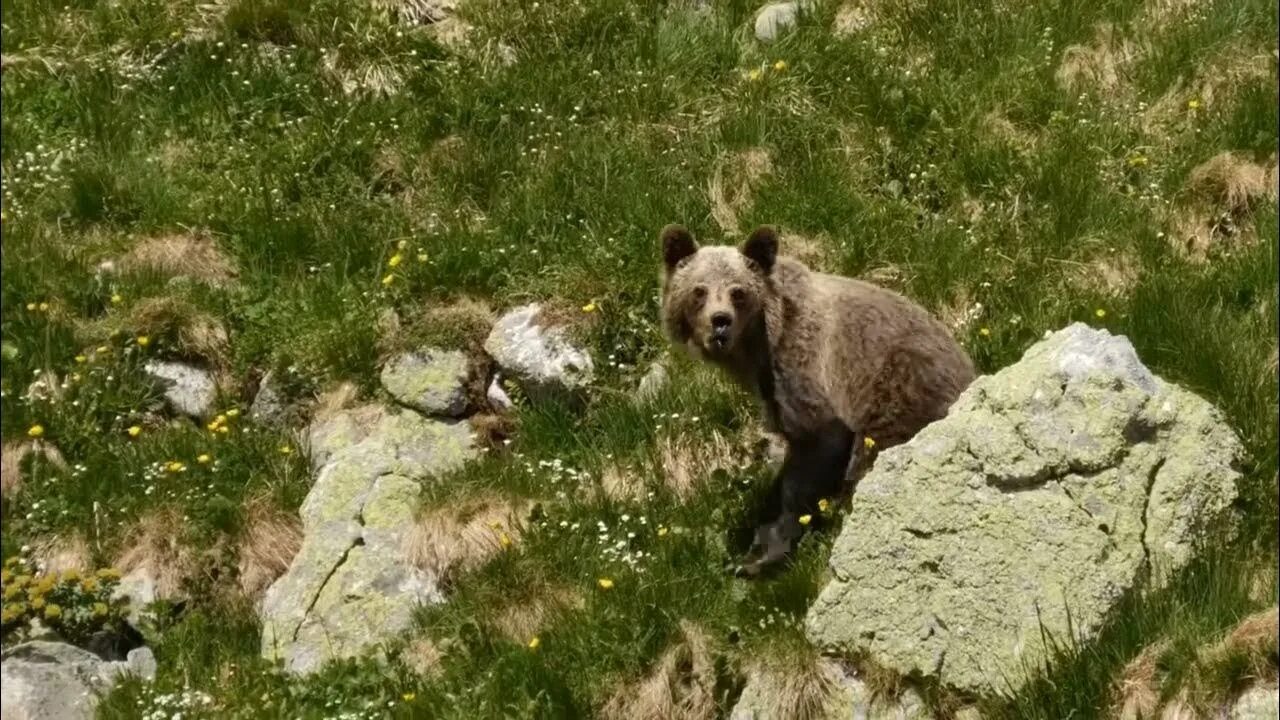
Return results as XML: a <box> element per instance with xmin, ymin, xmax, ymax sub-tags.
<box><xmin>484</xmin><ymin>304</ymin><xmax>593</xmax><ymax>405</ymax></box>
<box><xmin>143</xmin><ymin>360</ymin><xmax>216</xmax><ymax>419</ymax></box>
<box><xmin>805</xmin><ymin>323</ymin><xmax>1243</xmax><ymax>696</ymax></box>
<box><xmin>260</xmin><ymin>404</ymin><xmax>475</xmax><ymax>674</ymax></box>
<box><xmin>380</xmin><ymin>349</ymin><xmax>470</xmax><ymax>417</ymax></box>
<box><xmin>1</xmin><ymin>641</ymin><xmax>155</xmax><ymax>720</ymax></box>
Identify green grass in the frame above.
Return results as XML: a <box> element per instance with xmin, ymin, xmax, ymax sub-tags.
<box><xmin>2</xmin><ymin>0</ymin><xmax>1276</xmax><ymax>717</ymax></box>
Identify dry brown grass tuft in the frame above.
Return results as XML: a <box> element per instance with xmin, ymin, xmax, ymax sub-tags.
<box><xmin>30</xmin><ymin>533</ymin><xmax>92</xmax><ymax>575</ymax></box>
<box><xmin>737</xmin><ymin>655</ymin><xmax>854</xmax><ymax>720</ymax></box>
<box><xmin>1168</xmin><ymin>153</ymin><xmax>1278</xmax><ymax>261</ymax></box>
<box><xmin>1070</xmin><ymin>250</ymin><xmax>1141</xmax><ymax>297</ymax></box>
<box><xmin>118</xmin><ymin>230</ymin><xmax>238</xmax><ymax>287</ymax></box>
<box><xmin>832</xmin><ymin>2</ymin><xmax>875</xmax><ymax>36</ymax></box>
<box><xmin>981</xmin><ymin>111</ymin><xmax>1039</xmax><ymax>154</ymax></box>
<box><xmin>373</xmin><ymin>0</ymin><xmax>455</xmax><ymax>25</ymax></box>
<box><xmin>1</xmin><ymin>439</ymin><xmax>67</xmax><ymax>501</ymax></box>
<box><xmin>1201</xmin><ymin>606</ymin><xmax>1280</xmax><ymax>682</ymax></box>
<box><xmin>600</xmin><ymin>621</ymin><xmax>717</xmax><ymax>720</ymax></box>
<box><xmin>406</xmin><ymin>496</ymin><xmax>531</xmax><ymax>583</ymax></box>
<box><xmin>74</xmin><ymin>295</ymin><xmax>230</xmax><ymax>367</ymax></box>
<box><xmin>237</xmin><ymin>496</ymin><xmax>303</xmax><ymax>602</ymax></box>
<box><xmin>113</xmin><ymin>509</ymin><xmax>199</xmax><ymax>599</ymax></box>
<box><xmin>469</xmin><ymin>412</ymin><xmax>518</xmax><ymax>453</ymax></box>
<box><xmin>1112</xmin><ymin>641</ymin><xmax>1168</xmax><ymax>720</ymax></box>
<box><xmin>490</xmin><ymin>585</ymin><xmax>584</xmax><ymax>643</ymax></box>
<box><xmin>709</xmin><ymin>148</ymin><xmax>774</xmax><ymax>234</ymax></box>
<box><xmin>311</xmin><ymin>381</ymin><xmax>361</xmax><ymax>422</ymax></box>
<box><xmin>322</xmin><ymin>50</ymin><xmax>406</xmax><ymax>97</ymax></box>
<box><xmin>1142</xmin><ymin>46</ymin><xmax>1274</xmax><ymax>139</ymax></box>
<box><xmin>402</xmin><ymin>636</ymin><xmax>446</xmax><ymax>678</ymax></box>
<box><xmin>1055</xmin><ymin>24</ymin><xmax>1142</xmax><ymax>96</ymax></box>
<box><xmin>597</xmin><ymin>463</ymin><xmax>647</xmax><ymax>503</ymax></box>
<box><xmin>656</xmin><ymin>431</ymin><xmax>741</xmax><ymax>501</ymax></box>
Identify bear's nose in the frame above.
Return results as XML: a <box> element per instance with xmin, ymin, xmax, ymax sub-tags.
<box><xmin>711</xmin><ymin>312</ymin><xmax>733</xmax><ymax>331</ymax></box>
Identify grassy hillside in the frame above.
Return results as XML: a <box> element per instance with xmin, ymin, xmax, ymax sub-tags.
<box><xmin>1</xmin><ymin>0</ymin><xmax>1276</xmax><ymax>717</ymax></box>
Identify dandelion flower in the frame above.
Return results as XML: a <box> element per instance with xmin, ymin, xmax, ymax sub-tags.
<box><xmin>773</xmin><ymin>60</ymin><xmax>787</xmax><ymax>71</ymax></box>
<box><xmin>402</xmin><ymin>693</ymin><xmax>416</xmax><ymax>702</ymax></box>
<box><xmin>80</xmin><ymin>577</ymin><xmax>100</xmax><ymax>593</ymax></box>
<box><xmin>165</xmin><ymin>461</ymin><xmax>187</xmax><ymax>473</ymax></box>
<box><xmin>1127</xmin><ymin>154</ymin><xmax>1149</xmax><ymax>167</ymax></box>
<box><xmin>499</xmin><ymin>532</ymin><xmax>512</xmax><ymax>549</ymax></box>
<box><xmin>382</xmin><ymin>274</ymin><xmax>395</xmax><ymax>286</ymax></box>
<box><xmin>38</xmin><ymin>303</ymin><xmax>48</xmax><ymax>312</ymax></box>
<box><xmin>27</xmin><ymin>425</ymin><xmax>44</xmax><ymax>439</ymax></box>
<box><xmin>863</xmin><ymin>436</ymin><xmax>876</xmax><ymax>450</ymax></box>
<box><xmin>110</xmin><ymin>294</ymin><xmax>123</xmax><ymax>305</ymax></box>
<box><xmin>979</xmin><ymin>327</ymin><xmax>991</xmax><ymax>337</ymax></box>
<box><xmin>798</xmin><ymin>514</ymin><xmax>812</xmax><ymax>526</ymax></box>
<box><xmin>818</xmin><ymin>498</ymin><xmax>830</xmax><ymax>513</ymax></box>
<box><xmin>747</xmin><ymin>68</ymin><xmax>762</xmax><ymax>82</ymax></box>
<box><xmin>218</xmin><ymin>425</ymin><xmax>230</xmax><ymax>435</ymax></box>
<box><xmin>657</xmin><ymin>526</ymin><xmax>669</xmax><ymax>537</ymax></box>
<box><xmin>597</xmin><ymin>577</ymin><xmax>615</xmax><ymax>590</ymax></box>
<box><xmin>30</xmin><ymin>597</ymin><xmax>45</xmax><ymax>610</ymax></box>
<box><xmin>582</xmin><ymin>301</ymin><xmax>597</xmax><ymax>313</ymax></box>
<box><xmin>136</xmin><ymin>336</ymin><xmax>150</xmax><ymax>347</ymax></box>
<box><xmin>127</xmin><ymin>426</ymin><xmax>142</xmax><ymax>438</ymax></box>
<box><xmin>388</xmin><ymin>254</ymin><xmax>403</xmax><ymax>268</ymax></box>
<box><xmin>26</xmin><ymin>303</ymin><xmax>36</xmax><ymax>311</ymax></box>
<box><xmin>1187</xmin><ymin>98</ymin><xmax>1201</xmax><ymax>110</ymax></box>
<box><xmin>206</xmin><ymin>420</ymin><xmax>221</xmax><ymax>432</ymax></box>
<box><xmin>43</xmin><ymin>603</ymin><xmax>62</xmax><ymax>620</ymax></box>
<box><xmin>225</xmin><ymin>409</ymin><xmax>240</xmax><ymax>418</ymax></box>
<box><xmin>75</xmin><ymin>355</ymin><xmax>87</xmax><ymax>364</ymax></box>
<box><xmin>278</xmin><ymin>445</ymin><xmax>293</xmax><ymax>455</ymax></box>
<box><xmin>1095</xmin><ymin>308</ymin><xmax>1106</xmax><ymax>318</ymax></box>
<box><xmin>397</xmin><ymin>239</ymin><xmax>409</xmax><ymax>251</ymax></box>
<box><xmin>96</xmin><ymin>345</ymin><xmax>109</xmax><ymax>355</ymax></box>
<box><xmin>527</xmin><ymin>636</ymin><xmax>541</xmax><ymax>650</ymax></box>
<box><xmin>197</xmin><ymin>454</ymin><xmax>212</xmax><ymax>464</ymax></box>
<box><xmin>92</xmin><ymin>602</ymin><xmax>109</xmax><ymax>617</ymax></box>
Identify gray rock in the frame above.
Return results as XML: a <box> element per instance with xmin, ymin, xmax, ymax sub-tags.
<box><xmin>1230</xmin><ymin>685</ymin><xmax>1279</xmax><ymax>720</ymax></box>
<box><xmin>487</xmin><ymin>375</ymin><xmax>514</xmax><ymax>412</ymax></box>
<box><xmin>143</xmin><ymin>360</ymin><xmax>216</xmax><ymax>419</ymax></box>
<box><xmin>261</xmin><ymin>404</ymin><xmax>476</xmax><ymax>674</ymax></box>
<box><xmin>113</xmin><ymin>568</ymin><xmax>156</xmax><ymax>629</ymax></box>
<box><xmin>731</xmin><ymin>659</ymin><xmax>931</xmax><ymax>719</ymax></box>
<box><xmin>249</xmin><ymin>369</ymin><xmax>291</xmax><ymax>427</ymax></box>
<box><xmin>483</xmin><ymin>304</ymin><xmax>594</xmax><ymax>405</ymax></box>
<box><xmin>805</xmin><ymin>323</ymin><xmax>1243</xmax><ymax>696</ymax></box>
<box><xmin>380</xmin><ymin>349</ymin><xmax>470</xmax><ymax>417</ymax></box>
<box><xmin>637</xmin><ymin>362</ymin><xmax>669</xmax><ymax>402</ymax></box>
<box><xmin>0</xmin><ymin>641</ymin><xmax>153</xmax><ymax>720</ymax></box>
<box><xmin>755</xmin><ymin>1</ymin><xmax>808</xmax><ymax>42</ymax></box>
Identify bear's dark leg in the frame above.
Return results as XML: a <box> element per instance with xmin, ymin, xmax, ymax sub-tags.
<box><xmin>739</xmin><ymin>419</ymin><xmax>854</xmax><ymax>576</ymax></box>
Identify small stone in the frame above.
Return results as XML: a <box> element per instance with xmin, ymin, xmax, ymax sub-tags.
<box><xmin>1230</xmin><ymin>684</ymin><xmax>1279</xmax><ymax>720</ymax></box>
<box><xmin>487</xmin><ymin>375</ymin><xmax>514</xmax><ymax>412</ymax></box>
<box><xmin>126</xmin><ymin>647</ymin><xmax>157</xmax><ymax>681</ymax></box>
<box><xmin>380</xmin><ymin>349</ymin><xmax>470</xmax><ymax>418</ymax></box>
<box><xmin>1</xmin><ymin>641</ymin><xmax>151</xmax><ymax>720</ymax></box>
<box><xmin>143</xmin><ymin>360</ymin><xmax>216</xmax><ymax>419</ymax></box>
<box><xmin>249</xmin><ymin>369</ymin><xmax>290</xmax><ymax>427</ymax></box>
<box><xmin>754</xmin><ymin>1</ymin><xmax>807</xmax><ymax>42</ymax></box>
<box><xmin>636</xmin><ymin>362</ymin><xmax>669</xmax><ymax>402</ymax></box>
<box><xmin>484</xmin><ymin>304</ymin><xmax>594</xmax><ymax>405</ymax></box>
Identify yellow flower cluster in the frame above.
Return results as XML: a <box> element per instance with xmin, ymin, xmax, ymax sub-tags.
<box><xmin>206</xmin><ymin>409</ymin><xmax>238</xmax><ymax>436</ymax></box>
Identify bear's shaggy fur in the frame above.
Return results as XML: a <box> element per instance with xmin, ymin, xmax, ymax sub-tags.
<box><xmin>659</xmin><ymin>224</ymin><xmax>974</xmax><ymax>573</ymax></box>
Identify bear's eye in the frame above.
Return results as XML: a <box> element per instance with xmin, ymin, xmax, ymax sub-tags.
<box><xmin>693</xmin><ymin>286</ymin><xmax>707</xmax><ymax>301</ymax></box>
<box><xmin>730</xmin><ymin>288</ymin><xmax>747</xmax><ymax>305</ymax></box>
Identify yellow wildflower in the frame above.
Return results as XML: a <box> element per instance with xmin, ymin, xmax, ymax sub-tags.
<box><xmin>61</xmin><ymin>569</ymin><xmax>80</xmax><ymax>583</ymax></box>
<box><xmin>165</xmin><ymin>460</ymin><xmax>186</xmax><ymax>473</ymax></box>
<box><xmin>278</xmin><ymin>445</ymin><xmax>293</xmax><ymax>455</ymax></box>
<box><xmin>30</xmin><ymin>597</ymin><xmax>45</xmax><ymax>611</ymax></box>
<box><xmin>388</xmin><ymin>254</ymin><xmax>403</xmax><ymax>268</ymax></box>
<box><xmin>136</xmin><ymin>335</ymin><xmax>150</xmax><ymax>347</ymax></box>
<box><xmin>382</xmin><ymin>274</ymin><xmax>395</xmax><ymax>286</ymax></box>
<box><xmin>979</xmin><ymin>327</ymin><xmax>991</xmax><ymax>337</ymax></box>
<box><xmin>96</xmin><ymin>568</ymin><xmax>121</xmax><ymax>581</ymax></box>
<box><xmin>197</xmin><ymin>453</ymin><xmax>212</xmax><ymax>464</ymax></box>
<box><xmin>863</xmin><ymin>436</ymin><xmax>876</xmax><ymax>451</ymax></box>
<box><xmin>226</xmin><ymin>408</ymin><xmax>240</xmax><ymax>418</ymax></box>
<box><xmin>38</xmin><ymin>303</ymin><xmax>49</xmax><ymax>312</ymax></box>
<box><xmin>747</xmin><ymin>68</ymin><xmax>762</xmax><ymax>82</ymax></box>
<box><xmin>96</xmin><ymin>345</ymin><xmax>110</xmax><ymax>355</ymax></box>
<box><xmin>218</xmin><ymin>425</ymin><xmax>230</xmax><ymax>435</ymax></box>
<box><xmin>798</xmin><ymin>514</ymin><xmax>812</xmax><ymax>526</ymax></box>
<box><xmin>597</xmin><ymin>577</ymin><xmax>615</xmax><ymax>590</ymax></box>
<box><xmin>818</xmin><ymin>498</ymin><xmax>830</xmax><ymax>513</ymax></box>
<box><xmin>1127</xmin><ymin>154</ymin><xmax>1148</xmax><ymax>167</ymax></box>
<box><xmin>43</xmin><ymin>603</ymin><xmax>62</xmax><ymax>620</ymax></box>
<box><xmin>402</xmin><ymin>693</ymin><xmax>416</xmax><ymax>702</ymax></box>
<box><xmin>657</xmin><ymin>526</ymin><xmax>669</xmax><ymax>537</ymax></box>
<box><xmin>127</xmin><ymin>426</ymin><xmax>142</xmax><ymax>438</ymax></box>
<box><xmin>773</xmin><ymin>60</ymin><xmax>787</xmax><ymax>71</ymax></box>
<box><xmin>75</xmin><ymin>355</ymin><xmax>88</xmax><ymax>364</ymax></box>
<box><xmin>215</xmin><ymin>414</ymin><xmax>228</xmax><ymax>426</ymax></box>
<box><xmin>397</xmin><ymin>239</ymin><xmax>409</xmax><ymax>251</ymax></box>
<box><xmin>1</xmin><ymin>607</ymin><xmax>17</xmax><ymax>624</ymax></box>
<box><xmin>36</xmin><ymin>577</ymin><xmax>54</xmax><ymax>594</ymax></box>
<box><xmin>417</xmin><ymin>253</ymin><xmax>428</xmax><ymax>263</ymax></box>
<box><xmin>3</xmin><ymin>585</ymin><xmax>20</xmax><ymax>601</ymax></box>
<box><xmin>12</xmin><ymin>575</ymin><xmax>30</xmax><ymax>589</ymax></box>
<box><xmin>81</xmin><ymin>577</ymin><xmax>100</xmax><ymax>593</ymax></box>
<box><xmin>25</xmin><ymin>303</ymin><xmax>36</xmax><ymax>311</ymax></box>
<box><xmin>499</xmin><ymin>532</ymin><xmax>513</xmax><ymax>549</ymax></box>
<box><xmin>1187</xmin><ymin>98</ymin><xmax>1201</xmax><ymax>110</ymax></box>
<box><xmin>111</xmin><ymin>294</ymin><xmax>123</xmax><ymax>305</ymax></box>
<box><xmin>0</xmin><ymin>569</ymin><xmax>10</xmax><ymax>583</ymax></box>
<box><xmin>582</xmin><ymin>301</ymin><xmax>597</xmax><ymax>313</ymax></box>
<box><xmin>92</xmin><ymin>602</ymin><xmax>109</xmax><ymax>617</ymax></box>
<box><xmin>527</xmin><ymin>636</ymin><xmax>541</xmax><ymax>650</ymax></box>
<box><xmin>1095</xmin><ymin>308</ymin><xmax>1106</xmax><ymax>318</ymax></box>
<box><xmin>27</xmin><ymin>425</ymin><xmax>44</xmax><ymax>439</ymax></box>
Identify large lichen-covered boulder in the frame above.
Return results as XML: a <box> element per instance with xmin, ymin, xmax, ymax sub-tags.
<box><xmin>260</xmin><ymin>404</ymin><xmax>475</xmax><ymax>675</ymax></box>
<box><xmin>806</xmin><ymin>323</ymin><xmax>1243</xmax><ymax>697</ymax></box>
<box><xmin>1</xmin><ymin>641</ymin><xmax>156</xmax><ymax>720</ymax></box>
<box><xmin>484</xmin><ymin>304</ymin><xmax>593</xmax><ymax>405</ymax></box>
<box><xmin>380</xmin><ymin>349</ymin><xmax>471</xmax><ymax>417</ymax></box>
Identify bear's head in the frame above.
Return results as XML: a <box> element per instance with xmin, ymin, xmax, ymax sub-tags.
<box><xmin>658</xmin><ymin>223</ymin><xmax>778</xmax><ymax>361</ymax></box>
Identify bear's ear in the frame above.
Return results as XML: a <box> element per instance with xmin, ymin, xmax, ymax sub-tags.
<box><xmin>661</xmin><ymin>224</ymin><xmax>698</xmax><ymax>272</ymax></box>
<box><xmin>741</xmin><ymin>226</ymin><xmax>778</xmax><ymax>274</ymax></box>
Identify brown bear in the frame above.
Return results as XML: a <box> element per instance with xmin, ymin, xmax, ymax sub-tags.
<box><xmin>659</xmin><ymin>224</ymin><xmax>975</xmax><ymax>575</ymax></box>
